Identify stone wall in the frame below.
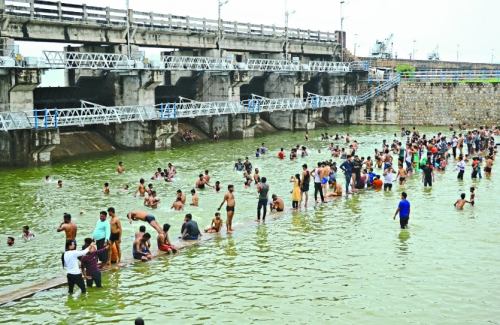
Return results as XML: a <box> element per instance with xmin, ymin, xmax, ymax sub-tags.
<box><xmin>396</xmin><ymin>82</ymin><xmax>500</xmax><ymax>125</ymax></box>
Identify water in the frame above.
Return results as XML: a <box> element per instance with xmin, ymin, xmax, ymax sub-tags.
<box><xmin>0</xmin><ymin>126</ymin><xmax>499</xmax><ymax>324</ymax></box>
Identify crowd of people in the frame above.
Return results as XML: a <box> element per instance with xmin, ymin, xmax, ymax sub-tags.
<box><xmin>5</xmin><ymin>125</ymin><xmax>497</xmax><ymax>300</ymax></box>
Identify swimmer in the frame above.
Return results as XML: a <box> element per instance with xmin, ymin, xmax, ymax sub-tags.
<box><xmin>253</xmin><ymin>168</ymin><xmax>261</xmax><ymax>184</ymax></box>
<box><xmin>214</xmin><ymin>181</ymin><xmax>221</xmax><ymax>192</ymax></box>
<box><xmin>135</xmin><ymin>178</ymin><xmax>146</xmax><ymax>197</ymax></box>
<box><xmin>195</xmin><ymin>174</ymin><xmax>211</xmax><ymax>189</ymax></box>
<box><xmin>218</xmin><ymin>184</ymin><xmax>235</xmax><ymax>233</ymax></box>
<box><xmin>127</xmin><ymin>210</ymin><xmax>164</xmax><ymax>235</ymax></box>
<box><xmin>57</xmin><ymin>180</ymin><xmax>63</xmax><ymax>188</ymax></box>
<box><xmin>57</xmin><ymin>213</ymin><xmax>77</xmax><ymax>248</ymax></box>
<box><xmin>133</xmin><ymin>232</ymin><xmax>153</xmax><ymax>262</ymax></box>
<box><xmin>158</xmin><ymin>223</ymin><xmax>177</xmax><ymax>253</ymax></box>
<box><xmin>270</xmin><ymin>194</ymin><xmax>284</xmax><ymax>212</ymax></box>
<box><xmin>190</xmin><ymin>189</ymin><xmax>199</xmax><ymax>206</ymax></box>
<box><xmin>203</xmin><ymin>170</ymin><xmax>211</xmax><ymax>183</ymax></box>
<box><xmin>277</xmin><ymin>148</ymin><xmax>285</xmax><ymax>160</ymax></box>
<box><xmin>454</xmin><ymin>193</ymin><xmax>468</xmax><ymax>209</ymax></box>
<box><xmin>22</xmin><ymin>225</ymin><xmax>35</xmax><ymax>241</ymax></box>
<box><xmin>107</xmin><ymin>207</ymin><xmax>122</xmax><ymax>264</ymax></box>
<box><xmin>103</xmin><ymin>182</ymin><xmax>110</xmax><ymax>195</ymax></box>
<box><xmin>44</xmin><ymin>175</ymin><xmax>51</xmax><ymax>183</ymax></box>
<box><xmin>7</xmin><ymin>236</ymin><xmax>15</xmax><ymax>246</ymax></box>
<box><xmin>205</xmin><ymin>212</ymin><xmax>223</xmax><ymax>233</ymax></box>
<box><xmin>176</xmin><ymin>189</ymin><xmax>187</xmax><ymax>204</ymax></box>
<box><xmin>171</xmin><ymin>197</ymin><xmax>184</xmax><ymax>211</ymax></box>
<box><xmin>116</xmin><ymin>161</ymin><xmax>125</xmax><ymax>174</ymax></box>
<box><xmin>144</xmin><ymin>191</ymin><xmax>160</xmax><ymax>208</ymax></box>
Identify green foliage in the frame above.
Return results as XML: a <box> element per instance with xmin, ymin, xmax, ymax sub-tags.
<box><xmin>396</xmin><ymin>64</ymin><xmax>416</xmax><ymax>79</ymax></box>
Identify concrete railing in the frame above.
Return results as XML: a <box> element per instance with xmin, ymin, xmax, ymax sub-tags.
<box><xmin>0</xmin><ymin>50</ymin><xmax>370</xmax><ymax>73</ymax></box>
<box><xmin>4</xmin><ymin>0</ymin><xmax>337</xmax><ymax>43</ymax></box>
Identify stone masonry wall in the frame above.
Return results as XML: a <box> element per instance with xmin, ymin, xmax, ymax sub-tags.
<box><xmin>396</xmin><ymin>82</ymin><xmax>500</xmax><ymax>126</ymax></box>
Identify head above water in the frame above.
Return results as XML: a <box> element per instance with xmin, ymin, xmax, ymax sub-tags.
<box><xmin>7</xmin><ymin>236</ymin><xmax>15</xmax><ymax>246</ymax></box>
<box><xmin>401</xmin><ymin>192</ymin><xmax>407</xmax><ymax>199</ymax></box>
<box><xmin>65</xmin><ymin>239</ymin><xmax>76</xmax><ymax>251</ymax></box>
<box><xmin>228</xmin><ymin>184</ymin><xmax>234</xmax><ymax>192</ymax></box>
<box><xmin>139</xmin><ymin>226</ymin><xmax>146</xmax><ymax>233</ymax></box>
<box><xmin>185</xmin><ymin>213</ymin><xmax>193</xmax><ymax>221</ymax></box>
<box><xmin>142</xmin><ymin>233</ymin><xmax>151</xmax><ymax>241</ymax></box>
<box><xmin>107</xmin><ymin>207</ymin><xmax>115</xmax><ymax>215</ymax></box>
<box><xmin>163</xmin><ymin>223</ymin><xmax>171</xmax><ymax>232</ymax></box>
<box><xmin>460</xmin><ymin>193</ymin><xmax>466</xmax><ymax>199</ymax></box>
<box><xmin>99</xmin><ymin>211</ymin><xmax>107</xmax><ymax>220</ymax></box>
<box><xmin>63</xmin><ymin>213</ymin><xmax>71</xmax><ymax>222</ymax></box>
<box><xmin>261</xmin><ymin>177</ymin><xmax>267</xmax><ymax>183</ymax></box>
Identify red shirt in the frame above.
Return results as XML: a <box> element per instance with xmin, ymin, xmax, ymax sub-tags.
<box><xmin>278</xmin><ymin>151</ymin><xmax>285</xmax><ymax>160</ymax></box>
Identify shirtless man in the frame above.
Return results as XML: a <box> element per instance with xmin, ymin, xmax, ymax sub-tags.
<box><xmin>176</xmin><ymin>189</ymin><xmax>186</xmax><ymax>204</ymax></box>
<box><xmin>326</xmin><ymin>182</ymin><xmax>343</xmax><ymax>198</ymax></box>
<box><xmin>195</xmin><ymin>174</ymin><xmax>211</xmax><ymax>189</ymax></box>
<box><xmin>190</xmin><ymin>189</ymin><xmax>199</xmax><ymax>206</ymax></box>
<box><xmin>57</xmin><ymin>180</ymin><xmax>63</xmax><ymax>188</ymax></box>
<box><xmin>454</xmin><ymin>193</ymin><xmax>468</xmax><ymax>209</ymax></box>
<box><xmin>270</xmin><ymin>194</ymin><xmax>284</xmax><ymax>212</ymax></box>
<box><xmin>135</xmin><ymin>178</ymin><xmax>146</xmax><ymax>197</ymax></box>
<box><xmin>57</xmin><ymin>213</ymin><xmax>77</xmax><ymax>249</ymax></box>
<box><xmin>107</xmin><ymin>207</ymin><xmax>122</xmax><ymax>265</ymax></box>
<box><xmin>103</xmin><ymin>182</ymin><xmax>110</xmax><ymax>195</ymax></box>
<box><xmin>127</xmin><ymin>210</ymin><xmax>164</xmax><ymax>235</ymax></box>
<box><xmin>396</xmin><ymin>165</ymin><xmax>408</xmax><ymax>185</ymax></box>
<box><xmin>116</xmin><ymin>161</ymin><xmax>125</xmax><ymax>174</ymax></box>
<box><xmin>205</xmin><ymin>212</ymin><xmax>223</xmax><ymax>233</ymax></box>
<box><xmin>203</xmin><ymin>170</ymin><xmax>211</xmax><ymax>183</ymax></box>
<box><xmin>218</xmin><ymin>184</ymin><xmax>235</xmax><ymax>233</ymax></box>
<box><xmin>171</xmin><ymin>197</ymin><xmax>184</xmax><ymax>211</ymax></box>
<box><xmin>144</xmin><ymin>191</ymin><xmax>160</xmax><ymax>208</ymax></box>
<box><xmin>484</xmin><ymin>156</ymin><xmax>493</xmax><ymax>176</ymax></box>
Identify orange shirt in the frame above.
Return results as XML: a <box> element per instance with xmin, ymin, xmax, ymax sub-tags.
<box><xmin>372</xmin><ymin>179</ymin><xmax>383</xmax><ymax>189</ymax></box>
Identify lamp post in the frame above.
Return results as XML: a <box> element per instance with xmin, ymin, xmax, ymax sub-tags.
<box><xmin>353</xmin><ymin>33</ymin><xmax>358</xmax><ymax>57</ymax></box>
<box><xmin>284</xmin><ymin>0</ymin><xmax>295</xmax><ymax>61</ymax></box>
<box><xmin>126</xmin><ymin>0</ymin><xmax>131</xmax><ymax>58</ymax></box>
<box><xmin>340</xmin><ymin>0</ymin><xmax>345</xmax><ymax>61</ymax></box>
<box><xmin>412</xmin><ymin>39</ymin><xmax>416</xmax><ymax>60</ymax></box>
<box><xmin>218</xmin><ymin>0</ymin><xmax>229</xmax><ymax>58</ymax></box>
<box><xmin>456</xmin><ymin>44</ymin><xmax>460</xmax><ymax>61</ymax></box>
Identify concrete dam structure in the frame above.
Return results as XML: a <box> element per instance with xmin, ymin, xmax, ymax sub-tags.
<box><xmin>0</xmin><ymin>0</ymin><xmax>499</xmax><ymax>166</ymax></box>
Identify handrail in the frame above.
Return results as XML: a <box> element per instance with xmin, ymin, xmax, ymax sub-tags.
<box><xmin>3</xmin><ymin>0</ymin><xmax>337</xmax><ymax>43</ymax></box>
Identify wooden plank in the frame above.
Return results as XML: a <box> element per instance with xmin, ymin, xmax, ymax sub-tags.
<box><xmin>0</xmin><ymin>212</ymin><xmax>286</xmax><ymax>306</ymax></box>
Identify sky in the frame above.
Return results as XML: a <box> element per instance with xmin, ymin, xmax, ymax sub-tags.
<box><xmin>14</xmin><ymin>0</ymin><xmax>499</xmax><ymax>85</ymax></box>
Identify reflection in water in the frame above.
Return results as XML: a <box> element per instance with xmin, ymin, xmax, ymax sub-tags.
<box><xmin>290</xmin><ymin>211</ymin><xmax>313</xmax><ymax>233</ymax></box>
<box><xmin>397</xmin><ymin>230</ymin><xmax>411</xmax><ymax>256</ymax></box>
<box><xmin>224</xmin><ymin>237</ymin><xmax>237</xmax><ymax>258</ymax></box>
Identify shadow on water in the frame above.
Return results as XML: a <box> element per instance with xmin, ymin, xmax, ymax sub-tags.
<box><xmin>256</xmin><ymin>224</ymin><xmax>269</xmax><ymax>253</ymax></box>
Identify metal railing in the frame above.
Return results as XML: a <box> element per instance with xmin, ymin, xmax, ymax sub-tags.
<box><xmin>400</xmin><ymin>70</ymin><xmax>500</xmax><ymax>82</ymax></box>
<box><xmin>4</xmin><ymin>0</ymin><xmax>337</xmax><ymax>43</ymax></box>
<box><xmin>0</xmin><ymin>91</ymin><xmax>363</xmax><ymax>131</ymax></box>
<box><xmin>356</xmin><ymin>75</ymin><xmax>401</xmax><ymax>104</ymax></box>
<box><xmin>1</xmin><ymin>50</ymin><xmax>370</xmax><ymax>73</ymax></box>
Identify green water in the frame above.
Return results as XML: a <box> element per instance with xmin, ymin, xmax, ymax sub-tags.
<box><xmin>1</xmin><ymin>126</ymin><xmax>499</xmax><ymax>324</ymax></box>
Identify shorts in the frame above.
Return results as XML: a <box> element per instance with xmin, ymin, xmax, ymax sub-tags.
<box><xmin>424</xmin><ymin>177</ymin><xmax>432</xmax><ymax>187</ymax></box>
<box><xmin>133</xmin><ymin>252</ymin><xmax>144</xmax><ymax>260</ymax></box>
<box><xmin>145</xmin><ymin>215</ymin><xmax>155</xmax><ymax>224</ymax></box>
<box><xmin>301</xmin><ymin>185</ymin><xmax>309</xmax><ymax>192</ymax></box>
<box><xmin>159</xmin><ymin>243</ymin><xmax>174</xmax><ymax>252</ymax></box>
<box><xmin>321</xmin><ymin>177</ymin><xmax>328</xmax><ymax>185</ymax></box>
<box><xmin>226</xmin><ymin>206</ymin><xmax>235</xmax><ymax>212</ymax></box>
<box><xmin>484</xmin><ymin>167</ymin><xmax>492</xmax><ymax>173</ymax></box>
<box><xmin>110</xmin><ymin>232</ymin><xmax>120</xmax><ymax>242</ymax></box>
<box><xmin>399</xmin><ymin>177</ymin><xmax>406</xmax><ymax>182</ymax></box>
<box><xmin>384</xmin><ymin>183</ymin><xmax>392</xmax><ymax>190</ymax></box>
<box><xmin>400</xmin><ymin>217</ymin><xmax>409</xmax><ymax>229</ymax></box>
<box><xmin>276</xmin><ymin>208</ymin><xmax>284</xmax><ymax>212</ymax></box>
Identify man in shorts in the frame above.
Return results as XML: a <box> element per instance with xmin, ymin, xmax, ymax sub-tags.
<box><xmin>127</xmin><ymin>210</ymin><xmax>164</xmax><ymax>236</ymax></box>
<box><xmin>218</xmin><ymin>184</ymin><xmax>236</xmax><ymax>233</ymax></box>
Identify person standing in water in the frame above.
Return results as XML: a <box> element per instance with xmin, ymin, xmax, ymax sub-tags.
<box><xmin>256</xmin><ymin>177</ymin><xmax>269</xmax><ymax>222</ymax></box>
<box><xmin>393</xmin><ymin>192</ymin><xmax>411</xmax><ymax>229</ymax></box>
<box><xmin>57</xmin><ymin>213</ymin><xmax>77</xmax><ymax>248</ymax></box>
<box><xmin>291</xmin><ymin>174</ymin><xmax>301</xmax><ymax>210</ymax></box>
<box><xmin>218</xmin><ymin>184</ymin><xmax>235</xmax><ymax>233</ymax></box>
<box><xmin>301</xmin><ymin>164</ymin><xmax>311</xmax><ymax>208</ymax></box>
<box><xmin>116</xmin><ymin>161</ymin><xmax>125</xmax><ymax>174</ymax></box>
<box><xmin>62</xmin><ymin>240</ymin><xmax>90</xmax><ymax>294</ymax></box>
<box><xmin>107</xmin><ymin>207</ymin><xmax>122</xmax><ymax>265</ymax></box>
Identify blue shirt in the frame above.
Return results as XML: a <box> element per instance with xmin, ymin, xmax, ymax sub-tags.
<box><xmin>92</xmin><ymin>219</ymin><xmax>111</xmax><ymax>241</ymax></box>
<box><xmin>340</xmin><ymin>160</ymin><xmax>353</xmax><ymax>174</ymax></box>
<box><xmin>398</xmin><ymin>199</ymin><xmax>410</xmax><ymax>218</ymax></box>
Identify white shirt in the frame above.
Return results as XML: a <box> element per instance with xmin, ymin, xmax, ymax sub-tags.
<box><xmin>64</xmin><ymin>248</ymin><xmax>89</xmax><ymax>275</ymax></box>
<box><xmin>384</xmin><ymin>172</ymin><xmax>395</xmax><ymax>184</ymax></box>
<box><xmin>457</xmin><ymin>161</ymin><xmax>466</xmax><ymax>171</ymax></box>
